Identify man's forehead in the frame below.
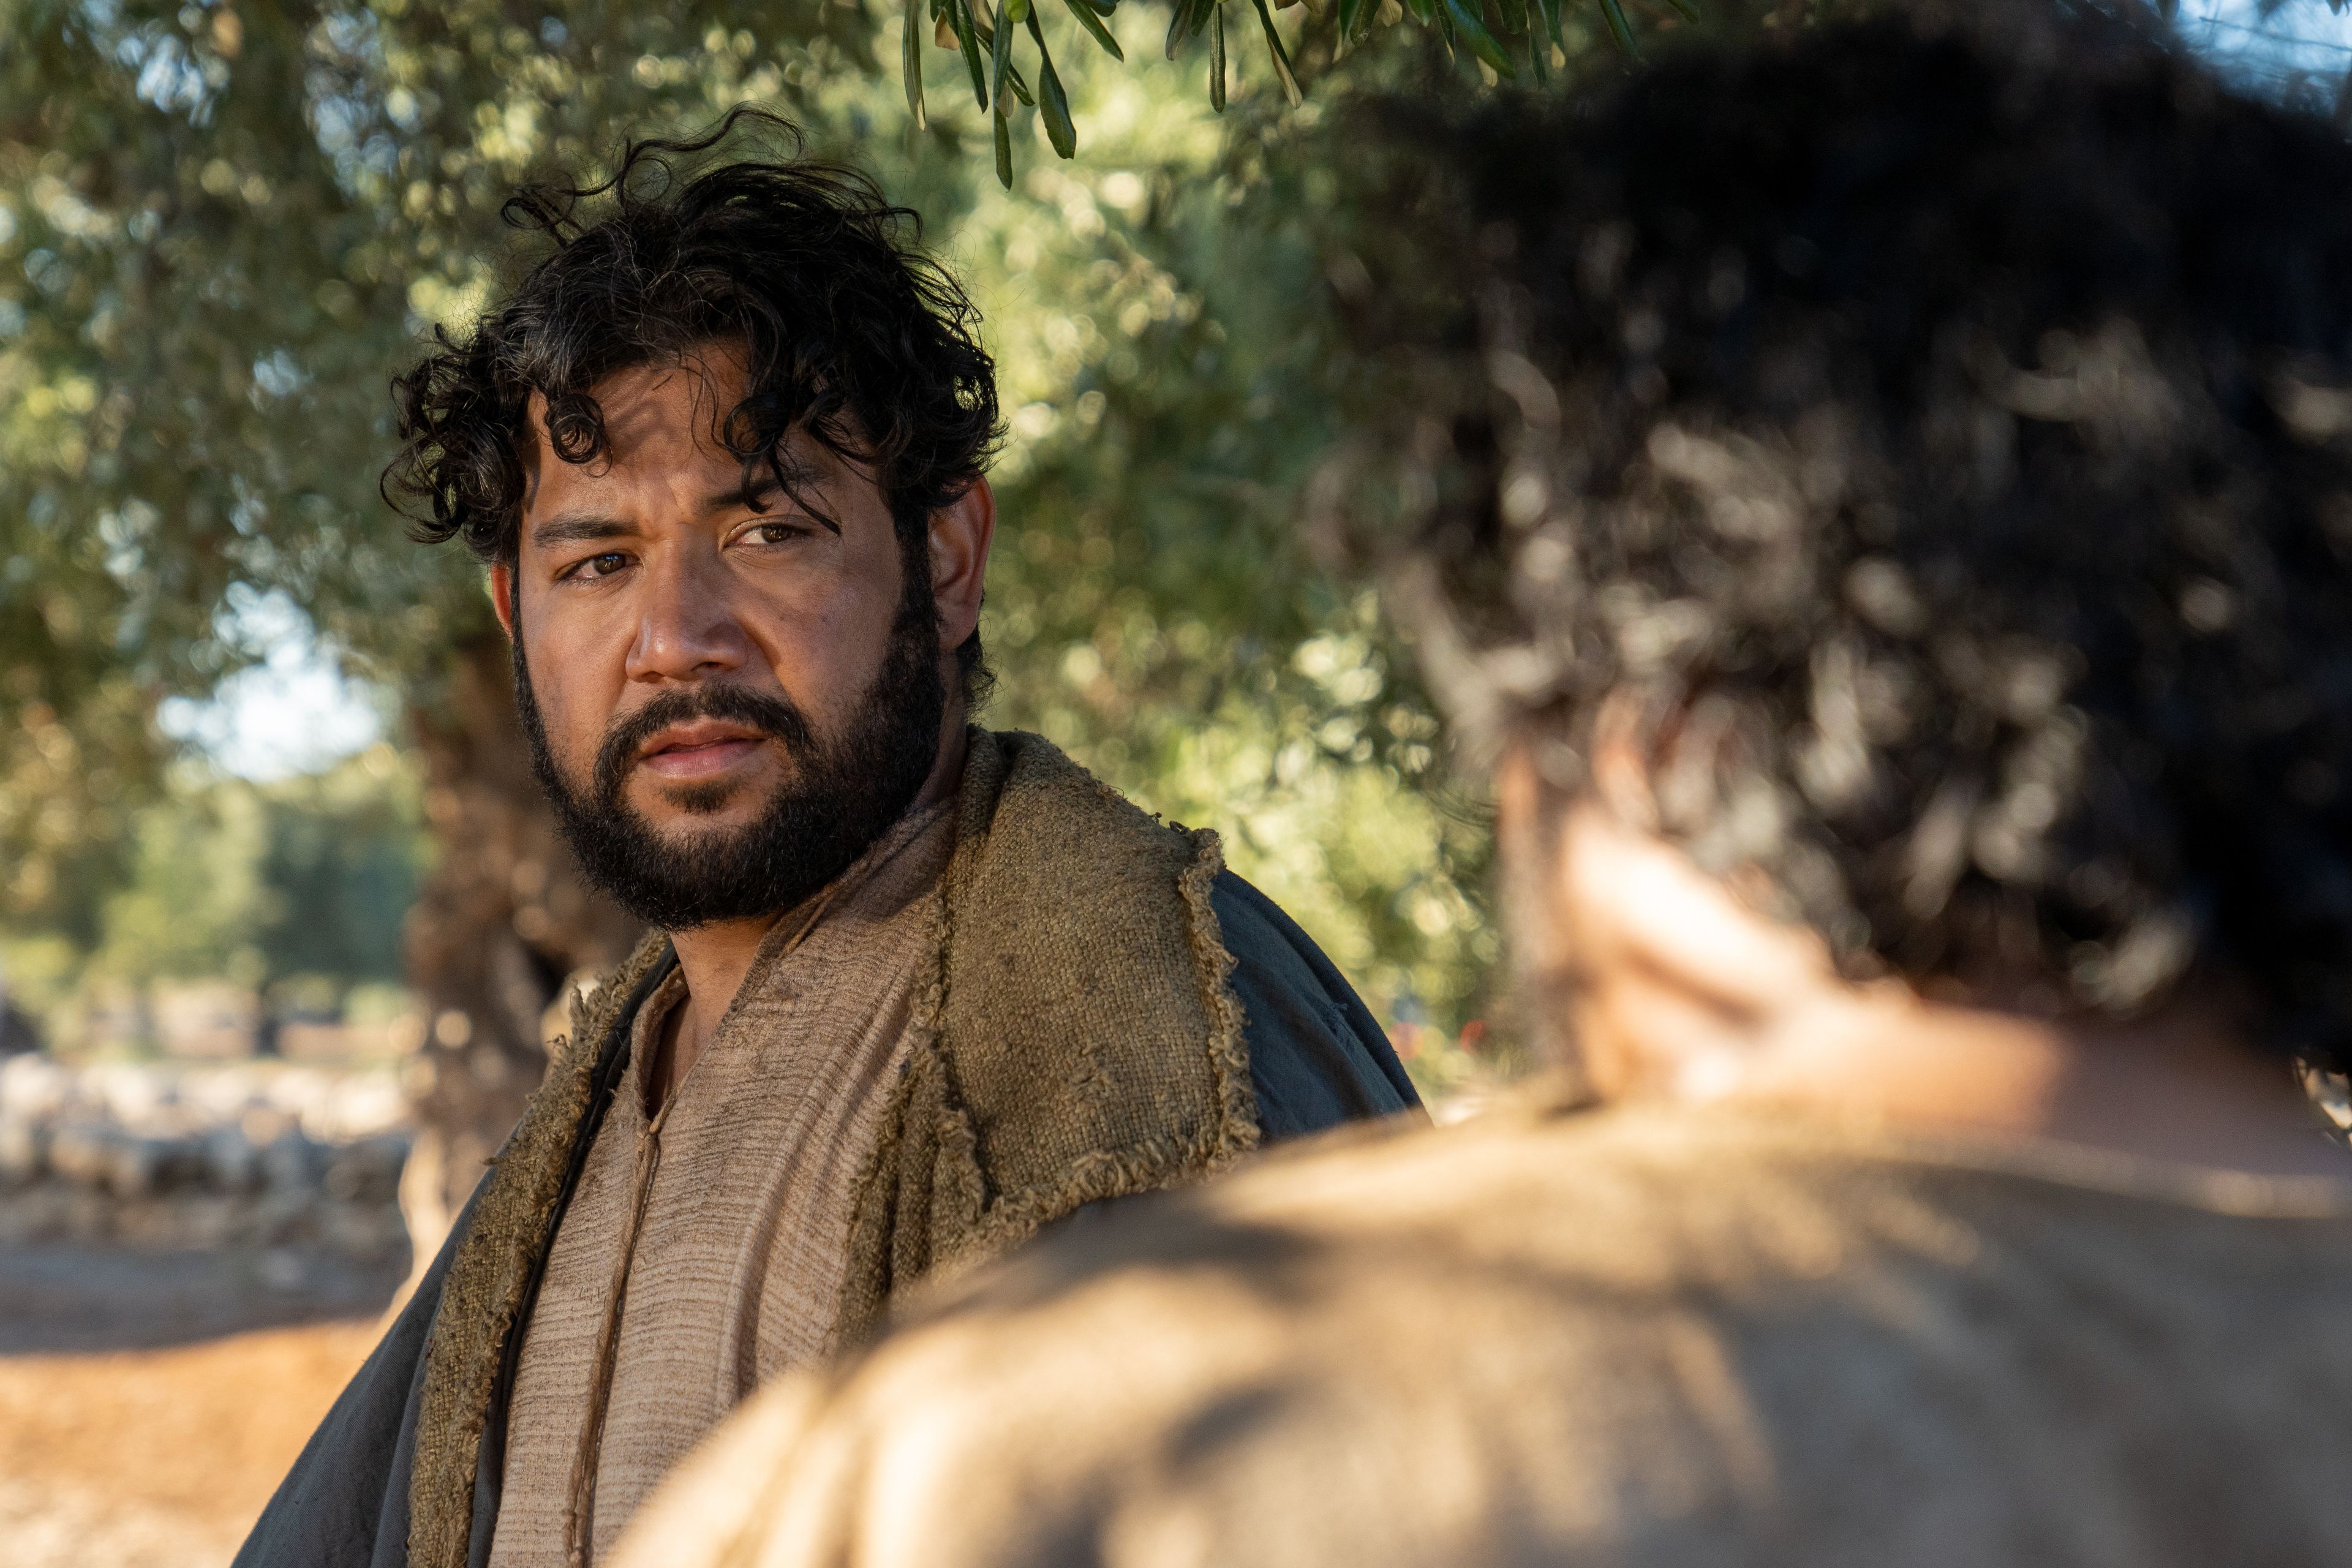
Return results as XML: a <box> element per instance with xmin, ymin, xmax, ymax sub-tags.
<box><xmin>522</xmin><ymin>354</ymin><xmax>749</xmax><ymax>470</ymax></box>
<box><xmin>516</xmin><ymin>350</ymin><xmax>843</xmax><ymax>521</ymax></box>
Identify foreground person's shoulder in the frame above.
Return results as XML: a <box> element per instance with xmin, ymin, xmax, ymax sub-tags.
<box><xmin>610</xmin><ymin>1098</ymin><xmax>2352</xmax><ymax>1568</ymax></box>
<box><xmin>605</xmin><ymin>1373</ymin><xmax>831</xmax><ymax>1568</ymax></box>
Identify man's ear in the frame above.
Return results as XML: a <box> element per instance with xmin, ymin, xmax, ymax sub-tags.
<box><xmin>489</xmin><ymin>562</ymin><xmax>517</xmax><ymax>641</ymax></box>
<box><xmin>929</xmin><ymin>477</ymin><xmax>997</xmax><ymax>652</ymax></box>
<box><xmin>1588</xmin><ymin>690</ymin><xmax>1661</xmax><ymax>832</ymax></box>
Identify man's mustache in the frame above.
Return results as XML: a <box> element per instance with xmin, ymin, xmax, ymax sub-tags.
<box><xmin>591</xmin><ymin>684</ymin><xmax>816</xmax><ymax>802</ymax></box>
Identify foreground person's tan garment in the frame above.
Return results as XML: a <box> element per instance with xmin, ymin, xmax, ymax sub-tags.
<box><xmin>487</xmin><ymin>804</ymin><xmax>953</xmax><ymax>1567</ymax></box>
<box><xmin>616</xmin><ymin>1089</ymin><xmax>2352</xmax><ymax>1568</ymax></box>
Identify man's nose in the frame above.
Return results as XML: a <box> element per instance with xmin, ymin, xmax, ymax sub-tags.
<box><xmin>624</xmin><ymin>549</ymin><xmax>751</xmax><ymax>684</ymax></box>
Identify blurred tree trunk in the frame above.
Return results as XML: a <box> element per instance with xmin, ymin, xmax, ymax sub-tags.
<box><xmin>397</xmin><ymin>632</ymin><xmax>638</xmax><ymax>1281</ymax></box>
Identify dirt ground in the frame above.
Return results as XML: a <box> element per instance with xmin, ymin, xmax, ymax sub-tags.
<box><xmin>0</xmin><ymin>1244</ymin><xmax>405</xmax><ymax>1568</ymax></box>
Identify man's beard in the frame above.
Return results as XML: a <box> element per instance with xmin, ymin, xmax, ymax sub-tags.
<box><xmin>513</xmin><ymin>580</ymin><xmax>946</xmax><ymax>932</ymax></box>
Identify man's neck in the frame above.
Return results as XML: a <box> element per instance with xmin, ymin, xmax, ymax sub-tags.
<box><xmin>1708</xmin><ymin>993</ymin><xmax>2351</xmax><ymax>1182</ymax></box>
<box><xmin>650</xmin><ymin>718</ymin><xmax>969</xmax><ymax>1113</ymax></box>
<box><xmin>1548</xmin><ymin>804</ymin><xmax>2347</xmax><ymax>1183</ymax></box>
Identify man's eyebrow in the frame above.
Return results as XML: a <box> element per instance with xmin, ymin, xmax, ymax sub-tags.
<box><xmin>702</xmin><ymin>480</ymin><xmax>780</xmax><ymax>511</ymax></box>
<box><xmin>703</xmin><ymin>477</ymin><xmax>842</xmax><ymax>535</ymax></box>
<box><xmin>530</xmin><ymin>513</ymin><xmax>635</xmax><ymax>549</ymax></box>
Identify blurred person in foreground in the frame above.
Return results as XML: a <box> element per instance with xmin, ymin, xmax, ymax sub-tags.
<box><xmin>608</xmin><ymin>10</ymin><xmax>2352</xmax><ymax>1566</ymax></box>
<box><xmin>236</xmin><ymin>113</ymin><xmax>1417</xmax><ymax>1568</ymax></box>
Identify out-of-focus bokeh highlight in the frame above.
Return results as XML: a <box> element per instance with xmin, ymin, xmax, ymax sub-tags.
<box><xmin>1</xmin><ymin>1</ymin><xmax>2345</xmax><ymax>1562</ymax></box>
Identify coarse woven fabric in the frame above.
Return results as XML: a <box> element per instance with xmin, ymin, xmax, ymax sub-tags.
<box><xmin>406</xmin><ymin>728</ymin><xmax>1263</xmax><ymax>1568</ymax></box>
<box><xmin>407</xmin><ymin>938</ymin><xmax>670</xmax><ymax>1568</ymax></box>
<box><xmin>837</xmin><ymin>725</ymin><xmax>1261</xmax><ymax>1335</ymax></box>
<box><xmin>486</xmin><ymin>801</ymin><xmax>954</xmax><ymax>1568</ymax></box>
<box><xmin>611</xmin><ymin>1090</ymin><xmax>2352</xmax><ymax>1568</ymax></box>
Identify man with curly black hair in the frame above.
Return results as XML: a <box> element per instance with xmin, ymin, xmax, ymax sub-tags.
<box><xmin>603</xmin><ymin>12</ymin><xmax>2352</xmax><ymax>1567</ymax></box>
<box><xmin>235</xmin><ymin>113</ymin><xmax>1417</xmax><ymax>1568</ymax></box>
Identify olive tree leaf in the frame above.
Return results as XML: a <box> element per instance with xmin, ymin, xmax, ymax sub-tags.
<box><xmin>1167</xmin><ymin>0</ymin><xmax>1212</xmax><ymax>62</ymax></box>
<box><xmin>1439</xmin><ymin>0</ymin><xmax>1514</xmax><ymax>74</ymax></box>
<box><xmin>952</xmin><ymin>0</ymin><xmax>989</xmax><ymax>107</ymax></box>
<box><xmin>903</xmin><ymin>0</ymin><xmax>927</xmax><ymax>125</ymax></box>
<box><xmin>1597</xmin><ymin>0</ymin><xmax>1636</xmax><ymax>53</ymax></box>
<box><xmin>1061</xmin><ymin>0</ymin><xmax>1126</xmax><ymax>61</ymax></box>
<box><xmin>1211</xmin><ymin>0</ymin><xmax>1228</xmax><ymax>110</ymax></box>
<box><xmin>991</xmin><ymin>0</ymin><xmax>1016</xmax><ymax>111</ymax></box>
<box><xmin>1251</xmin><ymin>0</ymin><xmax>1303</xmax><ymax>106</ymax></box>
<box><xmin>1027</xmin><ymin>8</ymin><xmax>1079</xmax><ymax>156</ymax></box>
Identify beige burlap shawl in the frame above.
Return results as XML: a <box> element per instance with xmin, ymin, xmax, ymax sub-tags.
<box><xmin>405</xmin><ymin>728</ymin><xmax>1259</xmax><ymax>1568</ymax></box>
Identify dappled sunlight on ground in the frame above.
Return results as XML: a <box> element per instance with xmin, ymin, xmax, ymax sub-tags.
<box><xmin>0</xmin><ymin>1245</ymin><xmax>399</xmax><ymax>1567</ymax></box>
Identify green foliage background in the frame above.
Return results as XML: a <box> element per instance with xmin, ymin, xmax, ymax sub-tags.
<box><xmin>1</xmin><ymin>744</ymin><xmax>426</xmax><ymax>1041</ymax></box>
<box><xmin>8</xmin><ymin>0</ymin><xmax>2338</xmax><ymax>1086</ymax></box>
<box><xmin>1</xmin><ymin>0</ymin><xmax>1509</xmax><ymax>1072</ymax></box>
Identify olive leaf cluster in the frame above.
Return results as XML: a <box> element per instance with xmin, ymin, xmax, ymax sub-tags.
<box><xmin>902</xmin><ymin>0</ymin><xmax>1694</xmax><ymax>185</ymax></box>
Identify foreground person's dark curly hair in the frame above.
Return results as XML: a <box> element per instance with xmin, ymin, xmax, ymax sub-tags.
<box><xmin>1331</xmin><ymin>7</ymin><xmax>2352</xmax><ymax>1074</ymax></box>
<box><xmin>384</xmin><ymin>108</ymin><xmax>1001</xmax><ymax>684</ymax></box>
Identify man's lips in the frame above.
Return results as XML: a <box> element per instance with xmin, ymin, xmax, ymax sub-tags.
<box><xmin>636</xmin><ymin>723</ymin><xmax>768</xmax><ymax>781</ymax></box>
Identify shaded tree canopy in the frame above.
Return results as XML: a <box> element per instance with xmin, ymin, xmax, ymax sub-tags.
<box><xmin>2</xmin><ymin>0</ymin><xmax>1526</xmax><ymax>1057</ymax></box>
<box><xmin>10</xmin><ymin>0</ymin><xmax>2337</xmax><ymax>1074</ymax></box>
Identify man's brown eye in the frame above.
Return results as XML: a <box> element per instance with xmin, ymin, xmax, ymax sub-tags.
<box><xmin>590</xmin><ymin>552</ymin><xmax>626</xmax><ymax>575</ymax></box>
